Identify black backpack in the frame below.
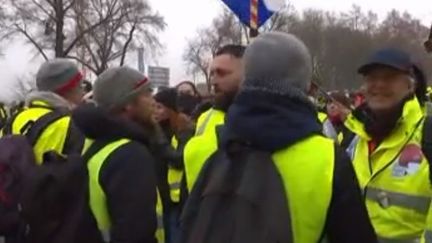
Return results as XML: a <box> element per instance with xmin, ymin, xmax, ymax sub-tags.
<box><xmin>179</xmin><ymin>143</ymin><xmax>294</xmax><ymax>243</ymax></box>
<box><xmin>0</xmin><ymin>111</ymin><xmax>103</xmax><ymax>243</ymax></box>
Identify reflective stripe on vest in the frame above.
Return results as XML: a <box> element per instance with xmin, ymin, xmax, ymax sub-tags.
<box><xmin>194</xmin><ymin>108</ymin><xmax>225</xmax><ymax>136</ymax></box>
<box><xmin>168</xmin><ymin>136</ymin><xmax>182</xmax><ymax>203</ymax></box>
<box><xmin>424</xmin><ymin>230</ymin><xmax>432</xmax><ymax>243</ymax></box>
<box><xmin>322</xmin><ymin>119</ymin><xmax>338</xmax><ymax>141</ymax></box>
<box><xmin>168</xmin><ymin>170</ymin><xmax>182</xmax><ymax>203</ymax></box>
<box><xmin>365</xmin><ymin>187</ymin><xmax>431</xmax><ymax>214</ymax></box>
<box><xmin>195</xmin><ymin>109</ymin><xmax>214</xmax><ymax>136</ymax></box>
<box><xmin>378</xmin><ymin>236</ymin><xmax>421</xmax><ymax>243</ymax></box>
<box><xmin>272</xmin><ymin>135</ymin><xmax>334</xmax><ymax>243</ymax></box>
<box><xmin>88</xmin><ymin>139</ymin><xmax>165</xmax><ymax>242</ymax></box>
<box><xmin>0</xmin><ymin>106</ymin><xmax>7</xmax><ymax>120</ymax></box>
<box><xmin>423</xmin><ymin>203</ymin><xmax>432</xmax><ymax>243</ymax></box>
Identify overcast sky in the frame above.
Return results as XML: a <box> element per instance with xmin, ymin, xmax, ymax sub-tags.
<box><xmin>0</xmin><ymin>0</ymin><xmax>431</xmax><ymax>101</ymax></box>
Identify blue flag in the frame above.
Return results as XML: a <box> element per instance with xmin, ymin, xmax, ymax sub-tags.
<box><xmin>221</xmin><ymin>0</ymin><xmax>284</xmax><ymax>28</ymax></box>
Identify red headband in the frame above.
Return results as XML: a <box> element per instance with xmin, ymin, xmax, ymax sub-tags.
<box><xmin>55</xmin><ymin>72</ymin><xmax>83</xmax><ymax>95</ymax></box>
<box><xmin>134</xmin><ymin>77</ymin><xmax>149</xmax><ymax>90</ymax></box>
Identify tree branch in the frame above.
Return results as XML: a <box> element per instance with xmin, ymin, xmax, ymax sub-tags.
<box><xmin>31</xmin><ymin>0</ymin><xmax>56</xmax><ymax>21</ymax></box>
<box><xmin>63</xmin><ymin>14</ymin><xmax>114</xmax><ymax>56</ymax></box>
<box><xmin>15</xmin><ymin>24</ymin><xmax>48</xmax><ymax>60</ymax></box>
<box><xmin>66</xmin><ymin>55</ymin><xmax>98</xmax><ymax>74</ymax></box>
<box><xmin>120</xmin><ymin>21</ymin><xmax>137</xmax><ymax>65</ymax></box>
<box><xmin>64</xmin><ymin>0</ymin><xmax>77</xmax><ymax>12</ymax></box>
<box><xmin>81</xmin><ymin>35</ymin><xmax>101</xmax><ymax>71</ymax></box>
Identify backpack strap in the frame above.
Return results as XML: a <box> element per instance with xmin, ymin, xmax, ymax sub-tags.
<box><xmin>25</xmin><ymin>111</ymin><xmax>69</xmax><ymax>146</ymax></box>
<box><xmin>62</xmin><ymin>121</ymin><xmax>85</xmax><ymax>155</ymax></box>
<box><xmin>82</xmin><ymin>140</ymin><xmax>116</xmax><ymax>162</ymax></box>
<box><xmin>422</xmin><ymin>113</ymin><xmax>432</xmax><ymax>185</ymax></box>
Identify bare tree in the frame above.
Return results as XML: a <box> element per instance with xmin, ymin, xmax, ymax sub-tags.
<box><xmin>187</xmin><ymin>6</ymin><xmax>432</xmax><ymax>91</ymax></box>
<box><xmin>67</xmin><ymin>0</ymin><xmax>165</xmax><ymax>75</ymax></box>
<box><xmin>183</xmin><ymin>5</ymin><xmax>299</xmax><ymax>90</ymax></box>
<box><xmin>183</xmin><ymin>38</ymin><xmax>212</xmax><ymax>90</ymax></box>
<box><xmin>0</xmin><ymin>0</ymin><xmax>151</xmax><ymax>61</ymax></box>
<box><xmin>2</xmin><ymin>0</ymin><xmax>100</xmax><ymax>58</ymax></box>
<box><xmin>183</xmin><ymin>9</ymin><xmax>244</xmax><ymax>90</ymax></box>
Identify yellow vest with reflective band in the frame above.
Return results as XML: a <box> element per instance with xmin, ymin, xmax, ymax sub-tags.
<box><xmin>5</xmin><ymin>101</ymin><xmax>71</xmax><ymax>164</ymax></box>
<box><xmin>345</xmin><ymin>97</ymin><xmax>431</xmax><ymax>242</ymax></box>
<box><xmin>87</xmin><ymin>139</ymin><xmax>165</xmax><ymax>243</ymax></box>
<box><xmin>273</xmin><ymin>135</ymin><xmax>334</xmax><ymax>243</ymax></box>
<box><xmin>194</xmin><ymin>108</ymin><xmax>225</xmax><ymax>136</ymax></box>
<box><xmin>0</xmin><ymin>104</ymin><xmax>7</xmax><ymax>121</ymax></box>
<box><xmin>184</xmin><ymin>110</ymin><xmax>225</xmax><ymax>191</ymax></box>
<box><xmin>167</xmin><ymin>136</ymin><xmax>182</xmax><ymax>203</ymax></box>
<box><xmin>318</xmin><ymin>111</ymin><xmax>342</xmax><ymax>143</ymax></box>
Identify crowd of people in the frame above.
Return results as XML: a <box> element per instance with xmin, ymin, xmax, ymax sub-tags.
<box><xmin>1</xmin><ymin>31</ymin><xmax>432</xmax><ymax>243</ymax></box>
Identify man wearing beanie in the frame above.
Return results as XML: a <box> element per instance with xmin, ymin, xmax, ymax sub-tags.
<box><xmin>2</xmin><ymin>58</ymin><xmax>86</xmax><ymax>164</ymax></box>
<box><xmin>345</xmin><ymin>48</ymin><xmax>432</xmax><ymax>242</ymax></box>
<box><xmin>179</xmin><ymin>32</ymin><xmax>377</xmax><ymax>243</ymax></box>
<box><xmin>72</xmin><ymin>66</ymin><xmax>165</xmax><ymax>243</ymax></box>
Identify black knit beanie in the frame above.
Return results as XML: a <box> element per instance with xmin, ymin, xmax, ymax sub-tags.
<box><xmin>154</xmin><ymin>88</ymin><xmax>178</xmax><ymax>111</ymax></box>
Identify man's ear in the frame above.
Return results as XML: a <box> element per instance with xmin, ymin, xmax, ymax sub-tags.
<box><xmin>122</xmin><ymin>103</ymin><xmax>134</xmax><ymax>115</ymax></box>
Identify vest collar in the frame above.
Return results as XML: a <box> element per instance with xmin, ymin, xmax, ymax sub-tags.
<box><xmin>345</xmin><ymin>97</ymin><xmax>424</xmax><ymax>142</ymax></box>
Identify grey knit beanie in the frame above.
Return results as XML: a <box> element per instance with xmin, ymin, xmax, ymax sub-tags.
<box><xmin>242</xmin><ymin>32</ymin><xmax>312</xmax><ymax>97</ymax></box>
<box><xmin>93</xmin><ymin>66</ymin><xmax>151</xmax><ymax>110</ymax></box>
<box><xmin>36</xmin><ymin>58</ymin><xmax>83</xmax><ymax>94</ymax></box>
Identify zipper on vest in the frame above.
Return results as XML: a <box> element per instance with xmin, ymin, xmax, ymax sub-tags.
<box><xmin>364</xmin><ymin>117</ymin><xmax>424</xmax><ymax>192</ymax></box>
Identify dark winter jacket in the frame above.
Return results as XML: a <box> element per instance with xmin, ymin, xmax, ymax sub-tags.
<box><xmin>152</xmin><ymin>120</ymin><xmax>194</xmax><ymax>212</ymax></box>
<box><xmin>72</xmin><ymin>104</ymin><xmax>159</xmax><ymax>243</ymax></box>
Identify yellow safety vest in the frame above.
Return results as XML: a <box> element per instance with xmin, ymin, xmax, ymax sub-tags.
<box><xmin>184</xmin><ymin>109</ymin><xmax>225</xmax><ymax>191</ymax></box>
<box><xmin>345</xmin><ymin>97</ymin><xmax>431</xmax><ymax>242</ymax></box>
<box><xmin>4</xmin><ymin>101</ymin><xmax>71</xmax><ymax>164</ymax></box>
<box><xmin>194</xmin><ymin>108</ymin><xmax>225</xmax><ymax>136</ymax></box>
<box><xmin>421</xmin><ymin>101</ymin><xmax>432</xmax><ymax>243</ymax></box>
<box><xmin>273</xmin><ymin>135</ymin><xmax>334</xmax><ymax>243</ymax></box>
<box><xmin>187</xmin><ymin>132</ymin><xmax>334</xmax><ymax>242</ymax></box>
<box><xmin>318</xmin><ymin>111</ymin><xmax>343</xmax><ymax>144</ymax></box>
<box><xmin>318</xmin><ymin>112</ymin><xmax>327</xmax><ymax>123</ymax></box>
<box><xmin>0</xmin><ymin>105</ymin><xmax>7</xmax><ymax>121</ymax></box>
<box><xmin>87</xmin><ymin>139</ymin><xmax>165</xmax><ymax>243</ymax></box>
<box><xmin>167</xmin><ymin>136</ymin><xmax>182</xmax><ymax>203</ymax></box>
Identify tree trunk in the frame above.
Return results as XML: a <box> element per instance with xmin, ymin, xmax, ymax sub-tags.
<box><xmin>55</xmin><ymin>0</ymin><xmax>65</xmax><ymax>57</ymax></box>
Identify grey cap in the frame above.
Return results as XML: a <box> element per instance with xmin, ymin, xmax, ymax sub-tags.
<box><xmin>36</xmin><ymin>58</ymin><xmax>83</xmax><ymax>94</ymax></box>
<box><xmin>242</xmin><ymin>32</ymin><xmax>312</xmax><ymax>97</ymax></box>
<box><xmin>93</xmin><ymin>66</ymin><xmax>151</xmax><ymax>110</ymax></box>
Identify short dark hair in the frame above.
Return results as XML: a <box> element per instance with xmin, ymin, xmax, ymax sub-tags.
<box><xmin>215</xmin><ymin>44</ymin><xmax>246</xmax><ymax>58</ymax></box>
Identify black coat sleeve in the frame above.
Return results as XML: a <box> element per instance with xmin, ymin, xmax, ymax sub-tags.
<box><xmin>100</xmin><ymin>142</ymin><xmax>158</xmax><ymax>243</ymax></box>
<box><xmin>324</xmin><ymin>145</ymin><xmax>378</xmax><ymax>243</ymax></box>
<box><xmin>150</xmin><ymin>125</ymin><xmax>194</xmax><ymax>170</ymax></box>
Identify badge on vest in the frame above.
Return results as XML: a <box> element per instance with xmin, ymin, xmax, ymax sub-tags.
<box><xmin>392</xmin><ymin>144</ymin><xmax>423</xmax><ymax>177</ymax></box>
